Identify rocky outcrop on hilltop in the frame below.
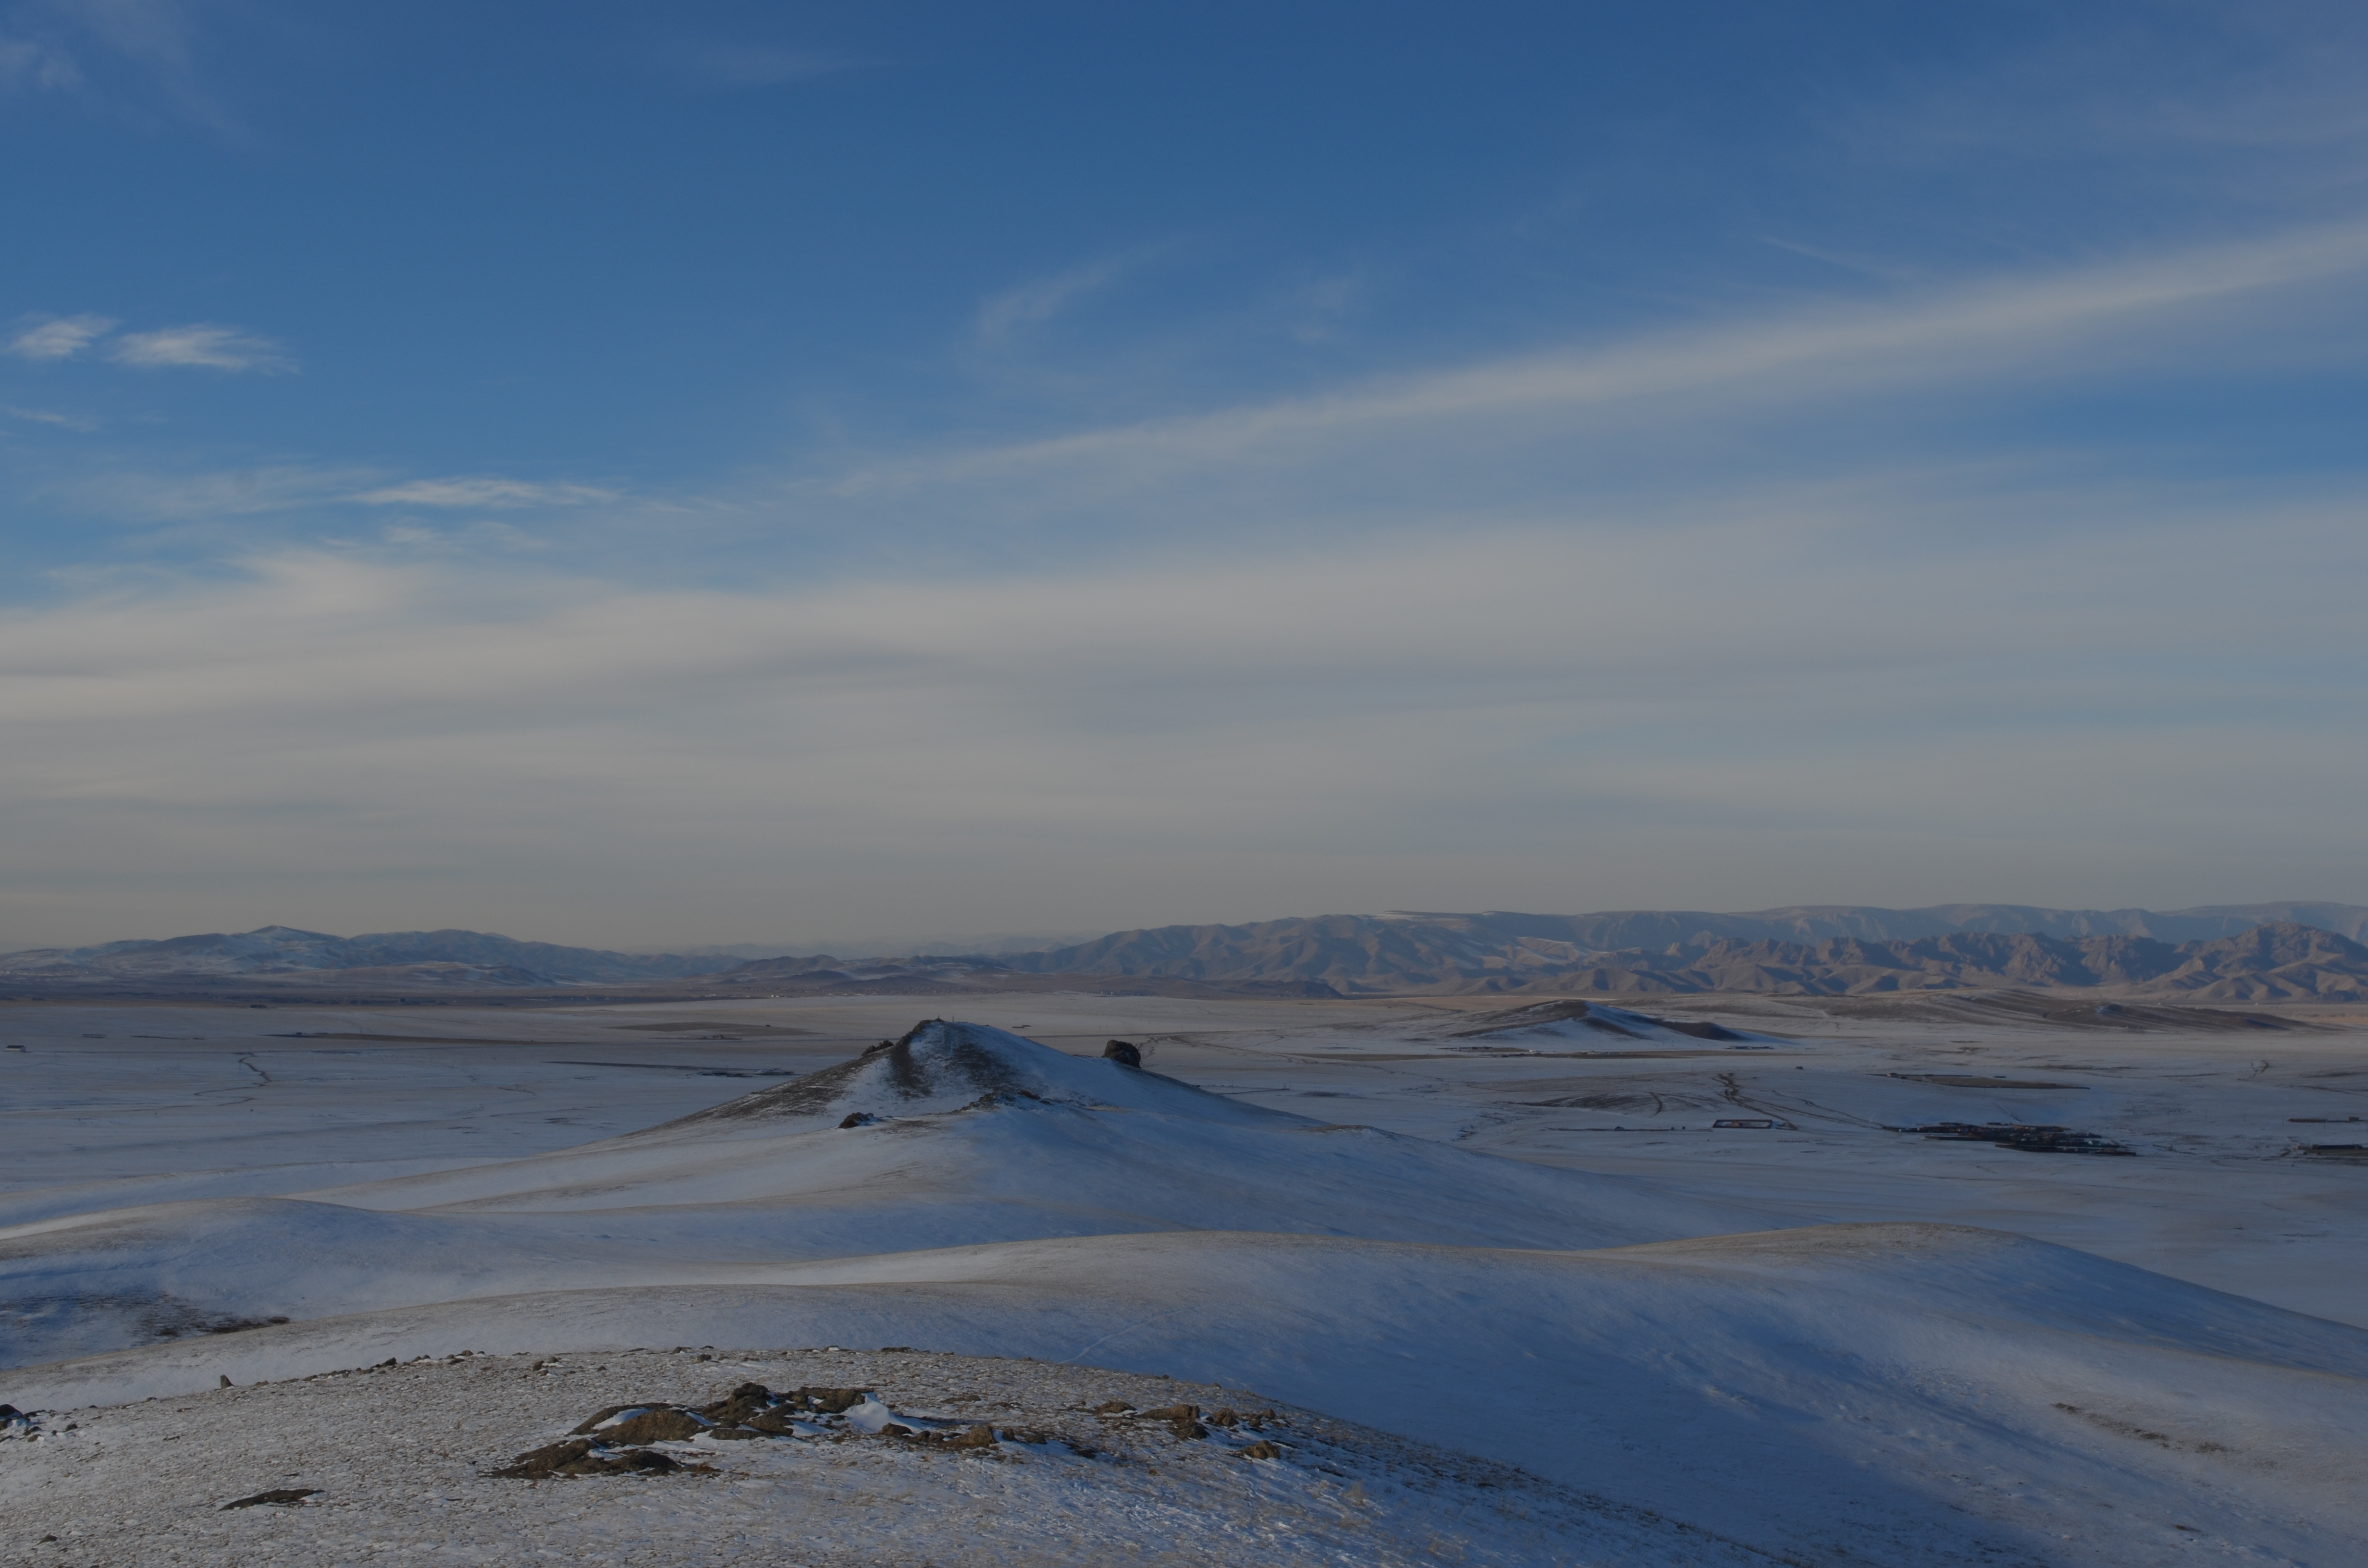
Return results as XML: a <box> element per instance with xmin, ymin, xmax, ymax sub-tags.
<box><xmin>663</xmin><ymin>1018</ymin><xmax>1292</xmax><ymax>1131</ymax></box>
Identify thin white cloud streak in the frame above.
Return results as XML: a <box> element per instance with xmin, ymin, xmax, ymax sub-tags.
<box><xmin>5</xmin><ymin>313</ymin><xmax>115</xmax><ymax>360</ymax></box>
<box><xmin>1</xmin><ymin>480</ymin><xmax>2362</xmax><ymax>946</ymax></box>
<box><xmin>62</xmin><ymin>464</ymin><xmax>382</xmax><ymax>520</ymax></box>
<box><xmin>350</xmin><ymin>478</ymin><xmax>618</xmax><ymax>509</ymax></box>
<box><xmin>54</xmin><ymin>466</ymin><xmax>625</xmax><ymax>522</ymax></box>
<box><xmin>5</xmin><ymin>405</ymin><xmax>97</xmax><ymax>431</ymax></box>
<box><xmin>109</xmin><ymin>323</ymin><xmax>292</xmax><ymax>372</ymax></box>
<box><xmin>0</xmin><ymin>33</ymin><xmax>80</xmax><ymax>89</ymax></box>
<box><xmin>974</xmin><ymin>252</ymin><xmax>1150</xmax><ymax>344</ymax></box>
<box><xmin>841</xmin><ymin>219</ymin><xmax>2368</xmax><ymax>493</ymax></box>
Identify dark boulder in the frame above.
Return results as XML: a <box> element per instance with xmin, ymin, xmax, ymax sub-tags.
<box><xmin>696</xmin><ymin>1384</ymin><xmax>774</xmax><ymax>1425</ymax></box>
<box><xmin>488</xmin><ymin>1438</ymin><xmax>706</xmax><ymax>1479</ymax></box>
<box><xmin>602</xmin><ymin>1409</ymin><xmax>706</xmax><ymax>1445</ymax></box>
<box><xmin>220</xmin><ymin>1488</ymin><xmax>319</xmax><ymax>1509</ymax></box>
<box><xmin>783</xmin><ymin>1386</ymin><xmax>868</xmax><ymax>1414</ymax></box>
<box><xmin>568</xmin><ymin>1404</ymin><xmax>634</xmax><ymax>1436</ymax></box>
<box><xmin>1102</xmin><ymin>1040</ymin><xmax>1142</xmax><ymax>1067</ymax></box>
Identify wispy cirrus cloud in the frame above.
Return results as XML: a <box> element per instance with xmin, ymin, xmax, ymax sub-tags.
<box><xmin>49</xmin><ymin>466</ymin><xmax>614</xmax><ymax>525</ymax></box>
<box><xmin>109</xmin><ymin>323</ymin><xmax>292</xmax><ymax>372</ymax></box>
<box><xmin>350</xmin><ymin>477</ymin><xmax>618</xmax><ymax>509</ymax></box>
<box><xmin>0</xmin><ymin>32</ymin><xmax>80</xmax><ymax>90</ymax></box>
<box><xmin>30</xmin><ymin>0</ymin><xmax>240</xmax><ymax>133</ymax></box>
<box><xmin>5</xmin><ymin>404</ymin><xmax>98</xmax><ymax>431</ymax></box>
<box><xmin>975</xmin><ymin>252</ymin><xmax>1154</xmax><ymax>345</ymax></box>
<box><xmin>62</xmin><ymin>463</ymin><xmax>382</xmax><ymax>522</ymax></box>
<box><xmin>5</xmin><ymin>313</ymin><xmax>117</xmax><ymax>360</ymax></box>
<box><xmin>852</xmin><ymin>216</ymin><xmax>2368</xmax><ymax>494</ymax></box>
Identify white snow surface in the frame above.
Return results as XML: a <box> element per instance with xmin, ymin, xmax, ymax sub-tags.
<box><xmin>5</xmin><ymin>1015</ymin><xmax>2366</xmax><ymax>1565</ymax></box>
<box><xmin>12</xmin><ymin>1225</ymin><xmax>2366</xmax><ymax>1565</ymax></box>
<box><xmin>5</xmin><ymin>1348</ymin><xmax>1699</xmax><ymax>1567</ymax></box>
<box><xmin>0</xmin><ymin>1022</ymin><xmax>1772</xmax><ymax>1364</ymax></box>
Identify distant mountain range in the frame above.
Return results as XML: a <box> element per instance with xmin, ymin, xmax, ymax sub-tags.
<box><xmin>5</xmin><ymin>902</ymin><xmax>2368</xmax><ymax>1000</ymax></box>
<box><xmin>0</xmin><ymin>926</ymin><xmax>738</xmax><ymax>988</ymax></box>
<box><xmin>977</xmin><ymin>908</ymin><xmax>2368</xmax><ymax>1001</ymax></box>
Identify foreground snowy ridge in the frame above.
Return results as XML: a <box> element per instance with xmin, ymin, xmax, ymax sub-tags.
<box><xmin>8</xmin><ymin>1348</ymin><xmax>1723</xmax><ymax>1567</ymax></box>
<box><xmin>5</xmin><ymin>1021</ymin><xmax>2365</xmax><ymax>1566</ymax></box>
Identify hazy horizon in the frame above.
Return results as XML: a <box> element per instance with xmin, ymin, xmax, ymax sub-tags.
<box><xmin>6</xmin><ymin>3</ymin><xmax>2365</xmax><ymax>951</ymax></box>
<box><xmin>11</xmin><ymin>897</ymin><xmax>2368</xmax><ymax>961</ymax></box>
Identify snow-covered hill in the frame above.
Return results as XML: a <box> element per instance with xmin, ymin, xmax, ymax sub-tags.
<box><xmin>0</xmin><ymin>1347</ymin><xmax>1758</xmax><ymax>1567</ymax></box>
<box><xmin>6</xmin><ymin>1020</ymin><xmax>2363</xmax><ymax>1565</ymax></box>
<box><xmin>0</xmin><ymin>1022</ymin><xmax>1771</xmax><ymax>1366</ymax></box>
<box><xmin>12</xmin><ymin>1225</ymin><xmax>2365</xmax><ymax>1566</ymax></box>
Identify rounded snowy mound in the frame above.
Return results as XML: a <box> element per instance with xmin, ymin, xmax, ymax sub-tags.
<box><xmin>665</xmin><ymin>1019</ymin><xmax>1289</xmax><ymax>1130</ymax></box>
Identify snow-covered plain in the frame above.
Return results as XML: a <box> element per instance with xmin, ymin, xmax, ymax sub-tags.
<box><xmin>3</xmin><ymin>996</ymin><xmax>2364</xmax><ymax>1564</ymax></box>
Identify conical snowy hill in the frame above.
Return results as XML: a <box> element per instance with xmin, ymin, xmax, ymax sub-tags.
<box><xmin>662</xmin><ymin>1018</ymin><xmax>1290</xmax><ymax>1131</ymax></box>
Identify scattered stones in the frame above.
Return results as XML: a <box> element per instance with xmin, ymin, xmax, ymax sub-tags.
<box><xmin>220</xmin><ymin>1488</ymin><xmax>320</xmax><ymax>1509</ymax></box>
<box><xmin>4</xmin><ymin>1354</ymin><xmax>1588</xmax><ymax>1565</ymax></box>
<box><xmin>502</xmin><ymin>1381</ymin><xmax>1014</xmax><ymax>1478</ymax></box>
<box><xmin>475</xmin><ymin>1370</ymin><xmax>1297</xmax><ymax>1488</ymax></box>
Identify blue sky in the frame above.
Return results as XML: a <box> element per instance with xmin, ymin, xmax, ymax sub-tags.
<box><xmin>3</xmin><ymin>0</ymin><xmax>2365</xmax><ymax>949</ymax></box>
